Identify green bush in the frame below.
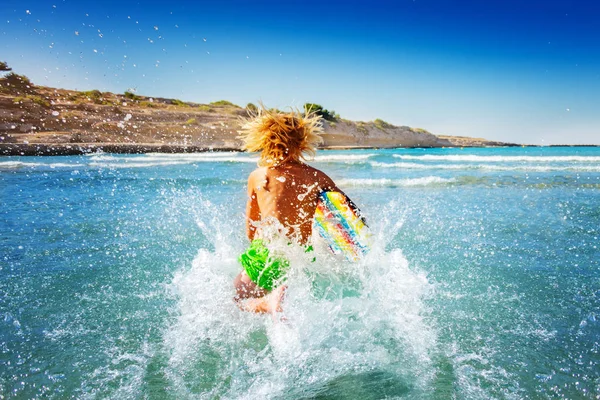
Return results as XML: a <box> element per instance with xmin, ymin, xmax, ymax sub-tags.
<box><xmin>303</xmin><ymin>103</ymin><xmax>338</xmax><ymax>122</ymax></box>
<box><xmin>12</xmin><ymin>94</ymin><xmax>50</xmax><ymax>107</ymax></box>
<box><xmin>356</xmin><ymin>122</ymin><xmax>368</xmax><ymax>135</ymax></box>
<box><xmin>83</xmin><ymin>90</ymin><xmax>102</xmax><ymax>98</ymax></box>
<box><xmin>29</xmin><ymin>95</ymin><xmax>50</xmax><ymax>107</ymax></box>
<box><xmin>198</xmin><ymin>105</ymin><xmax>212</xmax><ymax>112</ymax></box>
<box><xmin>81</xmin><ymin>90</ymin><xmax>104</xmax><ymax>104</ymax></box>
<box><xmin>139</xmin><ymin>101</ymin><xmax>156</xmax><ymax>108</ymax></box>
<box><xmin>210</xmin><ymin>100</ymin><xmax>237</xmax><ymax>107</ymax></box>
<box><xmin>0</xmin><ymin>72</ymin><xmax>35</xmax><ymax>93</ymax></box>
<box><xmin>0</xmin><ymin>61</ymin><xmax>12</xmax><ymax>72</ymax></box>
<box><xmin>124</xmin><ymin>91</ymin><xmax>141</xmax><ymax>101</ymax></box>
<box><xmin>246</xmin><ymin>102</ymin><xmax>258</xmax><ymax>113</ymax></box>
<box><xmin>374</xmin><ymin>119</ymin><xmax>393</xmax><ymax>130</ymax></box>
<box><xmin>171</xmin><ymin>99</ymin><xmax>188</xmax><ymax>107</ymax></box>
<box><xmin>185</xmin><ymin>118</ymin><xmax>197</xmax><ymax>125</ymax></box>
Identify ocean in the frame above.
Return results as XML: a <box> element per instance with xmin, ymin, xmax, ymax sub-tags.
<box><xmin>1</xmin><ymin>147</ymin><xmax>599</xmax><ymax>399</ymax></box>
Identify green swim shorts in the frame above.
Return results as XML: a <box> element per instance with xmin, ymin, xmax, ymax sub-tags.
<box><xmin>238</xmin><ymin>239</ymin><xmax>290</xmax><ymax>291</ymax></box>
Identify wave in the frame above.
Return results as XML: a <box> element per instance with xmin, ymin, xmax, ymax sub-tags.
<box><xmin>311</xmin><ymin>154</ymin><xmax>375</xmax><ymax>162</ymax></box>
<box><xmin>392</xmin><ymin>154</ymin><xmax>600</xmax><ymax>163</ymax></box>
<box><xmin>87</xmin><ymin>152</ymin><xmax>374</xmax><ymax>166</ymax></box>
<box><xmin>337</xmin><ymin>176</ymin><xmax>455</xmax><ymax>187</ymax></box>
<box><xmin>144</xmin><ymin>151</ymin><xmax>247</xmax><ymax>159</ymax></box>
<box><xmin>89</xmin><ymin>161</ymin><xmax>196</xmax><ymax>169</ymax></box>
<box><xmin>139</xmin><ymin>154</ymin><xmax>258</xmax><ymax>163</ymax></box>
<box><xmin>370</xmin><ymin>161</ymin><xmax>600</xmax><ymax>172</ymax></box>
<box><xmin>0</xmin><ymin>161</ymin><xmax>84</xmax><ymax>169</ymax></box>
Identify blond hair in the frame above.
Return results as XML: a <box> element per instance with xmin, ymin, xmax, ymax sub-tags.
<box><xmin>239</xmin><ymin>105</ymin><xmax>323</xmax><ymax>167</ymax></box>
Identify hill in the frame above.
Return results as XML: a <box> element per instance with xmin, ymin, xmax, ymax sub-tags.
<box><xmin>0</xmin><ymin>85</ymin><xmax>514</xmax><ymax>156</ymax></box>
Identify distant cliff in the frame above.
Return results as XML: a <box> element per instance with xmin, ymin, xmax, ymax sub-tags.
<box><xmin>0</xmin><ymin>86</ymin><xmax>512</xmax><ymax>155</ymax></box>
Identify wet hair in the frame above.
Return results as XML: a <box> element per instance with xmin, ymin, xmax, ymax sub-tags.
<box><xmin>239</xmin><ymin>105</ymin><xmax>323</xmax><ymax>167</ymax></box>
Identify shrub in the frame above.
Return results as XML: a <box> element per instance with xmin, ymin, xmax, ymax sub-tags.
<box><xmin>12</xmin><ymin>94</ymin><xmax>50</xmax><ymax>107</ymax></box>
<box><xmin>139</xmin><ymin>101</ymin><xmax>156</xmax><ymax>108</ymax></box>
<box><xmin>185</xmin><ymin>118</ymin><xmax>197</xmax><ymax>125</ymax></box>
<box><xmin>0</xmin><ymin>61</ymin><xmax>11</xmax><ymax>72</ymax></box>
<box><xmin>171</xmin><ymin>99</ymin><xmax>188</xmax><ymax>107</ymax></box>
<box><xmin>0</xmin><ymin>72</ymin><xmax>35</xmax><ymax>94</ymax></box>
<box><xmin>81</xmin><ymin>90</ymin><xmax>104</xmax><ymax>104</ymax></box>
<box><xmin>356</xmin><ymin>122</ymin><xmax>368</xmax><ymax>135</ymax></box>
<box><xmin>124</xmin><ymin>91</ymin><xmax>141</xmax><ymax>101</ymax></box>
<box><xmin>198</xmin><ymin>105</ymin><xmax>212</xmax><ymax>112</ymax></box>
<box><xmin>82</xmin><ymin>90</ymin><xmax>102</xmax><ymax>98</ymax></box>
<box><xmin>29</xmin><ymin>95</ymin><xmax>51</xmax><ymax>107</ymax></box>
<box><xmin>303</xmin><ymin>103</ymin><xmax>338</xmax><ymax>122</ymax></box>
<box><xmin>210</xmin><ymin>100</ymin><xmax>237</xmax><ymax>107</ymax></box>
<box><xmin>246</xmin><ymin>102</ymin><xmax>258</xmax><ymax>113</ymax></box>
<box><xmin>374</xmin><ymin>119</ymin><xmax>393</xmax><ymax>130</ymax></box>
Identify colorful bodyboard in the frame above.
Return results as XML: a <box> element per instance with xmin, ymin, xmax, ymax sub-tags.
<box><xmin>314</xmin><ymin>191</ymin><xmax>370</xmax><ymax>261</ymax></box>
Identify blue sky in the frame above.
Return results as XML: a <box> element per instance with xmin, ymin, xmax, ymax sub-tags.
<box><xmin>1</xmin><ymin>0</ymin><xmax>599</xmax><ymax>144</ymax></box>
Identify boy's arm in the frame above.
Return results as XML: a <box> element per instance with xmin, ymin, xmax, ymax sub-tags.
<box><xmin>245</xmin><ymin>172</ymin><xmax>261</xmax><ymax>241</ymax></box>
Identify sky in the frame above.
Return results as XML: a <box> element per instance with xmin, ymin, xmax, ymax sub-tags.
<box><xmin>1</xmin><ymin>0</ymin><xmax>599</xmax><ymax>145</ymax></box>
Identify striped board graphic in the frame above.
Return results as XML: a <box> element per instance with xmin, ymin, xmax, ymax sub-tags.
<box><xmin>314</xmin><ymin>191</ymin><xmax>370</xmax><ymax>261</ymax></box>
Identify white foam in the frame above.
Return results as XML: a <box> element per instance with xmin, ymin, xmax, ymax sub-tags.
<box><xmin>310</xmin><ymin>154</ymin><xmax>375</xmax><ymax>162</ymax></box>
<box><xmin>140</xmin><ymin>154</ymin><xmax>258</xmax><ymax>163</ymax></box>
<box><xmin>0</xmin><ymin>161</ymin><xmax>84</xmax><ymax>169</ymax></box>
<box><xmin>0</xmin><ymin>161</ymin><xmax>40</xmax><ymax>169</ymax></box>
<box><xmin>370</xmin><ymin>161</ymin><xmax>600</xmax><ymax>172</ymax></box>
<box><xmin>89</xmin><ymin>161</ymin><xmax>193</xmax><ymax>169</ymax></box>
<box><xmin>162</xmin><ymin>198</ymin><xmax>437</xmax><ymax>398</ymax></box>
<box><xmin>146</xmin><ymin>151</ymin><xmax>244</xmax><ymax>158</ymax></box>
<box><xmin>337</xmin><ymin>176</ymin><xmax>455</xmax><ymax>187</ymax></box>
<box><xmin>393</xmin><ymin>154</ymin><xmax>600</xmax><ymax>163</ymax></box>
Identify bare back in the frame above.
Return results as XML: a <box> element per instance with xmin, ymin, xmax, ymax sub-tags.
<box><xmin>246</xmin><ymin>161</ymin><xmax>339</xmax><ymax>244</ymax></box>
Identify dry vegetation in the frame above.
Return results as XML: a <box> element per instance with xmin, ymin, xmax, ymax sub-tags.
<box><xmin>0</xmin><ymin>65</ymin><xmax>508</xmax><ymax>154</ymax></box>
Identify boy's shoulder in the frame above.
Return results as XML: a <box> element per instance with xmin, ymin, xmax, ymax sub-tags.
<box><xmin>248</xmin><ymin>166</ymin><xmax>268</xmax><ymax>180</ymax></box>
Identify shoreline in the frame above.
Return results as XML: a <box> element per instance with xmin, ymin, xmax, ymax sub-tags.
<box><xmin>1</xmin><ymin>143</ymin><xmax>598</xmax><ymax>157</ymax></box>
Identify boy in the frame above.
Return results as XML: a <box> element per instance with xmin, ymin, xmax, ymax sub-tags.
<box><xmin>233</xmin><ymin>106</ymin><xmax>341</xmax><ymax>315</ymax></box>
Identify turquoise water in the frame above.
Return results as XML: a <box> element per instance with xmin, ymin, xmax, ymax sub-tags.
<box><xmin>1</xmin><ymin>147</ymin><xmax>599</xmax><ymax>399</ymax></box>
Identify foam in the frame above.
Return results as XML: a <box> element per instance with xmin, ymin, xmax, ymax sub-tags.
<box><xmin>0</xmin><ymin>161</ymin><xmax>84</xmax><ymax>169</ymax></box>
<box><xmin>337</xmin><ymin>176</ymin><xmax>456</xmax><ymax>187</ymax></box>
<box><xmin>370</xmin><ymin>161</ymin><xmax>600</xmax><ymax>172</ymax></box>
<box><xmin>393</xmin><ymin>154</ymin><xmax>600</xmax><ymax>163</ymax></box>
<box><xmin>162</xmin><ymin>198</ymin><xmax>437</xmax><ymax>398</ymax></box>
<box><xmin>310</xmin><ymin>154</ymin><xmax>375</xmax><ymax>162</ymax></box>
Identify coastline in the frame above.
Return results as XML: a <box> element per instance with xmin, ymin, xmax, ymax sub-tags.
<box><xmin>2</xmin><ymin>142</ymin><xmax>598</xmax><ymax>157</ymax></box>
<box><xmin>2</xmin><ymin>86</ymin><xmax>596</xmax><ymax>157</ymax></box>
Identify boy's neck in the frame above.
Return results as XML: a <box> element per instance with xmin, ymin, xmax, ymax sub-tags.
<box><xmin>273</xmin><ymin>159</ymin><xmax>303</xmax><ymax>168</ymax></box>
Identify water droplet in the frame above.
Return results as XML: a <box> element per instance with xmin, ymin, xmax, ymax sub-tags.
<box><xmin>276</xmin><ymin>176</ymin><xmax>286</xmax><ymax>183</ymax></box>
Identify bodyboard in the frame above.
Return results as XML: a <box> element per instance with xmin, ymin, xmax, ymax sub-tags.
<box><xmin>313</xmin><ymin>191</ymin><xmax>370</xmax><ymax>261</ymax></box>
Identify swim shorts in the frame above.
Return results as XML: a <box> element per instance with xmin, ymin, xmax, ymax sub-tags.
<box><xmin>238</xmin><ymin>239</ymin><xmax>290</xmax><ymax>291</ymax></box>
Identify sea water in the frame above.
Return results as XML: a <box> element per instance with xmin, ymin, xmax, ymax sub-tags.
<box><xmin>1</xmin><ymin>147</ymin><xmax>599</xmax><ymax>399</ymax></box>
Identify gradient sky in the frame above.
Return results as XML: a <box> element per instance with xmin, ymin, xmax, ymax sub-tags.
<box><xmin>1</xmin><ymin>0</ymin><xmax>599</xmax><ymax>144</ymax></box>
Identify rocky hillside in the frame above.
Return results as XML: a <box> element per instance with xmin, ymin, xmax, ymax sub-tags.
<box><xmin>0</xmin><ymin>85</ymin><xmax>511</xmax><ymax>155</ymax></box>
